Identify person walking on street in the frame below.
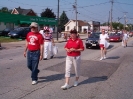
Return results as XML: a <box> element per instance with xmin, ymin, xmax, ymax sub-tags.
<box><xmin>61</xmin><ymin>29</ymin><xmax>84</xmax><ymax>90</ymax></box>
<box><xmin>41</xmin><ymin>26</ymin><xmax>55</xmax><ymax>60</ymax></box>
<box><xmin>99</xmin><ymin>29</ymin><xmax>109</xmax><ymax>60</ymax></box>
<box><xmin>122</xmin><ymin>30</ymin><xmax>129</xmax><ymax>48</ymax></box>
<box><xmin>24</xmin><ymin>22</ymin><xmax>44</xmax><ymax>85</ymax></box>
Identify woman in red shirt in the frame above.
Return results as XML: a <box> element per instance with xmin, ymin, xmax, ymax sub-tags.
<box><xmin>61</xmin><ymin>29</ymin><xmax>84</xmax><ymax>90</ymax></box>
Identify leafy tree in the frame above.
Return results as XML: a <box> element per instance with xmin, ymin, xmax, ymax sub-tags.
<box><xmin>59</xmin><ymin>11</ymin><xmax>69</xmax><ymax>31</ymax></box>
<box><xmin>112</xmin><ymin>22</ymin><xmax>124</xmax><ymax>30</ymax></box>
<box><xmin>101</xmin><ymin>22</ymin><xmax>109</xmax><ymax>26</ymax></box>
<box><xmin>40</xmin><ymin>8</ymin><xmax>56</xmax><ymax>18</ymax></box>
<box><xmin>0</xmin><ymin>7</ymin><xmax>12</xmax><ymax>13</ymax></box>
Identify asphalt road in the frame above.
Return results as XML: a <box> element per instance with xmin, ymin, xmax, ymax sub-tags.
<box><xmin>0</xmin><ymin>37</ymin><xmax>133</xmax><ymax>99</ymax></box>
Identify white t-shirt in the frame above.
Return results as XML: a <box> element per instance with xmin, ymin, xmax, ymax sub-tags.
<box><xmin>99</xmin><ymin>34</ymin><xmax>109</xmax><ymax>44</ymax></box>
<box><xmin>123</xmin><ymin>33</ymin><xmax>128</xmax><ymax>40</ymax></box>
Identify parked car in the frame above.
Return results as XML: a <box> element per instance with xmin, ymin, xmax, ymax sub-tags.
<box><xmin>85</xmin><ymin>32</ymin><xmax>101</xmax><ymax>49</ymax></box>
<box><xmin>8</xmin><ymin>27</ymin><xmax>30</xmax><ymax>39</ymax></box>
<box><xmin>129</xmin><ymin>31</ymin><xmax>133</xmax><ymax>37</ymax></box>
<box><xmin>0</xmin><ymin>28</ymin><xmax>13</xmax><ymax>36</ymax></box>
<box><xmin>109</xmin><ymin>33</ymin><xmax>122</xmax><ymax>42</ymax></box>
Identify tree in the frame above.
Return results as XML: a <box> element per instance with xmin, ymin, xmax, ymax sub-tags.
<box><xmin>0</xmin><ymin>7</ymin><xmax>12</xmax><ymax>13</ymax></box>
<box><xmin>112</xmin><ymin>22</ymin><xmax>124</xmax><ymax>30</ymax></box>
<box><xmin>40</xmin><ymin>8</ymin><xmax>56</xmax><ymax>18</ymax></box>
<box><xmin>59</xmin><ymin>11</ymin><xmax>69</xmax><ymax>31</ymax></box>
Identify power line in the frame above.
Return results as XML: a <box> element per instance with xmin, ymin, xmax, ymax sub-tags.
<box><xmin>114</xmin><ymin>1</ymin><xmax>133</xmax><ymax>5</ymax></box>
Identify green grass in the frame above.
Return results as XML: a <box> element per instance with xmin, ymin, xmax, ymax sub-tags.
<box><xmin>0</xmin><ymin>36</ymin><xmax>22</xmax><ymax>43</ymax></box>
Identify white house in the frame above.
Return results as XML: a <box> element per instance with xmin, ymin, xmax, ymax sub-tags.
<box><xmin>64</xmin><ymin>20</ymin><xmax>90</xmax><ymax>33</ymax></box>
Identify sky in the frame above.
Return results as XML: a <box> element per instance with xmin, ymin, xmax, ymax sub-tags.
<box><xmin>0</xmin><ymin>0</ymin><xmax>133</xmax><ymax>24</ymax></box>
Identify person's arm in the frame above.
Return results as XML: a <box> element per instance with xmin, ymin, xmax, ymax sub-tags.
<box><xmin>52</xmin><ymin>38</ymin><xmax>55</xmax><ymax>46</ymax></box>
<box><xmin>39</xmin><ymin>44</ymin><xmax>44</xmax><ymax>60</ymax></box>
<box><xmin>105</xmin><ymin>34</ymin><xmax>109</xmax><ymax>40</ymax></box>
<box><xmin>24</xmin><ymin>41</ymin><xmax>28</xmax><ymax>57</ymax></box>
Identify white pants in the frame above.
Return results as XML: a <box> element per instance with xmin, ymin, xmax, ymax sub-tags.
<box><xmin>44</xmin><ymin>42</ymin><xmax>53</xmax><ymax>58</ymax></box>
<box><xmin>65</xmin><ymin>56</ymin><xmax>81</xmax><ymax>77</ymax></box>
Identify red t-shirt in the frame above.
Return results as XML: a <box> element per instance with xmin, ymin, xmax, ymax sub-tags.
<box><xmin>65</xmin><ymin>38</ymin><xmax>84</xmax><ymax>56</ymax></box>
<box><xmin>26</xmin><ymin>32</ymin><xmax>44</xmax><ymax>51</ymax></box>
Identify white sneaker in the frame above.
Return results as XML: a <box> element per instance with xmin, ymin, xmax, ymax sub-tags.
<box><xmin>61</xmin><ymin>84</ymin><xmax>69</xmax><ymax>90</ymax></box>
<box><xmin>103</xmin><ymin>56</ymin><xmax>106</xmax><ymax>59</ymax></box>
<box><xmin>74</xmin><ymin>81</ymin><xmax>78</xmax><ymax>87</ymax></box>
<box><xmin>32</xmin><ymin>81</ymin><xmax>37</xmax><ymax>85</ymax></box>
<box><xmin>100</xmin><ymin>57</ymin><xmax>103</xmax><ymax>60</ymax></box>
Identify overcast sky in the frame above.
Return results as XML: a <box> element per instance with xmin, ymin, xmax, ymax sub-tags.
<box><xmin>0</xmin><ymin>0</ymin><xmax>133</xmax><ymax>24</ymax></box>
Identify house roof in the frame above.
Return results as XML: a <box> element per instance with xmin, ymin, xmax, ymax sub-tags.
<box><xmin>12</xmin><ymin>7</ymin><xmax>36</xmax><ymax>15</ymax></box>
<box><xmin>64</xmin><ymin>20</ymin><xmax>90</xmax><ymax>26</ymax></box>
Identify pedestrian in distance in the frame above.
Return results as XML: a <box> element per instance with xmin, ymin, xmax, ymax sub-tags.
<box><xmin>61</xmin><ymin>29</ymin><xmax>84</xmax><ymax>90</ymax></box>
<box><xmin>41</xmin><ymin>26</ymin><xmax>55</xmax><ymax>60</ymax></box>
<box><xmin>24</xmin><ymin>22</ymin><xmax>44</xmax><ymax>85</ymax></box>
<box><xmin>99</xmin><ymin>29</ymin><xmax>109</xmax><ymax>60</ymax></box>
<box><xmin>122</xmin><ymin>30</ymin><xmax>129</xmax><ymax>48</ymax></box>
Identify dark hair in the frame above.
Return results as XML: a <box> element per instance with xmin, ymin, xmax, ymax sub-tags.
<box><xmin>70</xmin><ymin>29</ymin><xmax>77</xmax><ymax>34</ymax></box>
<box><xmin>43</xmin><ymin>30</ymin><xmax>49</xmax><ymax>33</ymax></box>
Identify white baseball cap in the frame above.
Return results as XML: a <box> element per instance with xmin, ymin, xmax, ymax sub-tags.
<box><xmin>30</xmin><ymin>22</ymin><xmax>38</xmax><ymax>27</ymax></box>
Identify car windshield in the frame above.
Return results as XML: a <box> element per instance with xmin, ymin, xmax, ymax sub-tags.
<box><xmin>4</xmin><ymin>28</ymin><xmax>12</xmax><ymax>31</ymax></box>
<box><xmin>110</xmin><ymin>33</ymin><xmax>121</xmax><ymax>36</ymax></box>
<box><xmin>89</xmin><ymin>32</ymin><xmax>101</xmax><ymax>38</ymax></box>
<box><xmin>14</xmin><ymin>27</ymin><xmax>24</xmax><ymax>31</ymax></box>
<box><xmin>89</xmin><ymin>33</ymin><xmax>100</xmax><ymax>38</ymax></box>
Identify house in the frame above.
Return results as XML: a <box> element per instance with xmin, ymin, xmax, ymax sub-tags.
<box><xmin>64</xmin><ymin>20</ymin><xmax>90</xmax><ymax>33</ymax></box>
<box><xmin>11</xmin><ymin>7</ymin><xmax>37</xmax><ymax>16</ymax></box>
<box><xmin>100</xmin><ymin>26</ymin><xmax>110</xmax><ymax>31</ymax></box>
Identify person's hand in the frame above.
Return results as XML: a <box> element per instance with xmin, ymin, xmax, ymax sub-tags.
<box><xmin>53</xmin><ymin>43</ymin><xmax>55</xmax><ymax>46</ymax></box>
<box><xmin>70</xmin><ymin>48</ymin><xmax>76</xmax><ymax>52</ymax></box>
<box><xmin>66</xmin><ymin>49</ymin><xmax>71</xmax><ymax>52</ymax></box>
<box><xmin>24</xmin><ymin>51</ymin><xmax>26</xmax><ymax>57</ymax></box>
<box><xmin>39</xmin><ymin>55</ymin><xmax>43</xmax><ymax>60</ymax></box>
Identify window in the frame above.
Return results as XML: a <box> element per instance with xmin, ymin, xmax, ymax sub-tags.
<box><xmin>67</xmin><ymin>26</ymin><xmax>69</xmax><ymax>31</ymax></box>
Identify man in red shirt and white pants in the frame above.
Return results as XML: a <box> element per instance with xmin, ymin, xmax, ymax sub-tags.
<box><xmin>24</xmin><ymin>22</ymin><xmax>44</xmax><ymax>85</ymax></box>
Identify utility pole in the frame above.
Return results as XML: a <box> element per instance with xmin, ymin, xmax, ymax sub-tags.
<box><xmin>75</xmin><ymin>0</ymin><xmax>77</xmax><ymax>31</ymax></box>
<box><xmin>110</xmin><ymin>0</ymin><xmax>114</xmax><ymax>31</ymax></box>
<box><xmin>57</xmin><ymin>0</ymin><xmax>59</xmax><ymax>41</ymax></box>
<box><xmin>108</xmin><ymin>11</ymin><xmax>110</xmax><ymax>31</ymax></box>
<box><xmin>73</xmin><ymin>0</ymin><xmax>77</xmax><ymax>31</ymax></box>
<box><xmin>124</xmin><ymin>12</ymin><xmax>128</xmax><ymax>30</ymax></box>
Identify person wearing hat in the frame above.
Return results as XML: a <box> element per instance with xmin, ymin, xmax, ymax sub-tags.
<box><xmin>61</xmin><ymin>29</ymin><xmax>84</xmax><ymax>90</ymax></box>
<box><xmin>24</xmin><ymin>22</ymin><xmax>44</xmax><ymax>85</ymax></box>
<box><xmin>42</xmin><ymin>26</ymin><xmax>55</xmax><ymax>60</ymax></box>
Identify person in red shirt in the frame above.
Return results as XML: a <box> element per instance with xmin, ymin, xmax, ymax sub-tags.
<box><xmin>61</xmin><ymin>29</ymin><xmax>84</xmax><ymax>90</ymax></box>
<box><xmin>23</xmin><ymin>22</ymin><xmax>44</xmax><ymax>85</ymax></box>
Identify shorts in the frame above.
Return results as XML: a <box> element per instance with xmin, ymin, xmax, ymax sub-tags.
<box><xmin>100</xmin><ymin>44</ymin><xmax>105</xmax><ymax>48</ymax></box>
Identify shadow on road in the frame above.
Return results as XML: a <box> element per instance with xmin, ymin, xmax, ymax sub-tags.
<box><xmin>55</xmin><ymin>56</ymin><xmax>66</xmax><ymax>59</ymax></box>
<box><xmin>79</xmin><ymin>76</ymin><xmax>108</xmax><ymax>85</ymax></box>
<box><xmin>106</xmin><ymin>56</ymin><xmax>120</xmax><ymax>59</ymax></box>
<box><xmin>126</xmin><ymin>46</ymin><xmax>133</xmax><ymax>47</ymax></box>
<box><xmin>38</xmin><ymin>74</ymin><xmax>64</xmax><ymax>83</ymax></box>
<box><xmin>108</xmin><ymin>44</ymin><xmax>114</xmax><ymax>49</ymax></box>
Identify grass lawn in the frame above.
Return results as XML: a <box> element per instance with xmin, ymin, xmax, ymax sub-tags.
<box><xmin>0</xmin><ymin>36</ymin><xmax>22</xmax><ymax>43</ymax></box>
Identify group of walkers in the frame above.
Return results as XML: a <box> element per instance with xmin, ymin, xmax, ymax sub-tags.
<box><xmin>23</xmin><ymin>22</ymin><xmax>84</xmax><ymax>87</ymax></box>
<box><xmin>23</xmin><ymin>22</ymin><xmax>129</xmax><ymax>89</ymax></box>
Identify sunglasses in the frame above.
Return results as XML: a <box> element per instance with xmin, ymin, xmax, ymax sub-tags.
<box><xmin>31</xmin><ymin>27</ymin><xmax>36</xmax><ymax>29</ymax></box>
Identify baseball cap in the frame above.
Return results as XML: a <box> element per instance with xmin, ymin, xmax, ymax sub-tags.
<box><xmin>30</xmin><ymin>22</ymin><xmax>38</xmax><ymax>27</ymax></box>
